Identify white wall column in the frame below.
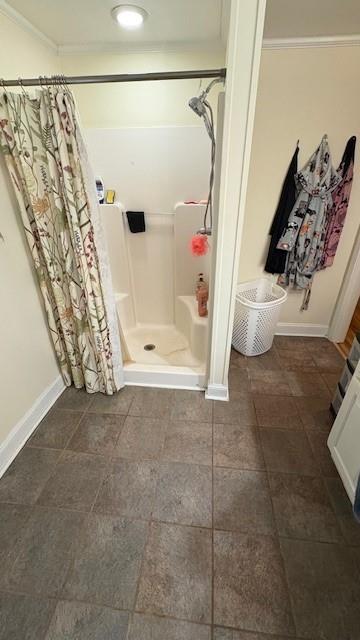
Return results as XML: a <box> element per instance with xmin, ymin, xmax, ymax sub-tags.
<box><xmin>206</xmin><ymin>0</ymin><xmax>266</xmax><ymax>401</ymax></box>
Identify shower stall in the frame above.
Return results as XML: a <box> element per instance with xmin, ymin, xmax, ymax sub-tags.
<box><xmin>88</xmin><ymin>92</ymin><xmax>225</xmax><ymax>390</ymax></box>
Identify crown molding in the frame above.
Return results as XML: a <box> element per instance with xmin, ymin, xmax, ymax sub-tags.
<box><xmin>58</xmin><ymin>40</ymin><xmax>226</xmax><ymax>56</ymax></box>
<box><xmin>263</xmin><ymin>34</ymin><xmax>360</xmax><ymax>50</ymax></box>
<box><xmin>0</xmin><ymin>0</ymin><xmax>58</xmax><ymax>51</ymax></box>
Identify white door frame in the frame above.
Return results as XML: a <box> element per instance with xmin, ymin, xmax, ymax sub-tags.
<box><xmin>206</xmin><ymin>0</ymin><xmax>266</xmax><ymax>400</ymax></box>
<box><xmin>328</xmin><ymin>228</ymin><xmax>360</xmax><ymax>343</ymax></box>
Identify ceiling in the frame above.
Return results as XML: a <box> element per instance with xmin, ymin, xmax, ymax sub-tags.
<box><xmin>264</xmin><ymin>0</ymin><xmax>360</xmax><ymax>39</ymax></box>
<box><xmin>2</xmin><ymin>0</ymin><xmax>230</xmax><ymax>51</ymax></box>
<box><xmin>2</xmin><ymin>0</ymin><xmax>360</xmax><ymax>53</ymax></box>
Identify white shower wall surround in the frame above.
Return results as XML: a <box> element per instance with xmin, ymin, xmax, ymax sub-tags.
<box><xmin>85</xmin><ymin>126</ymin><xmax>212</xmax><ymax>213</ymax></box>
<box><xmin>100</xmin><ymin>203</ymin><xmax>210</xmax><ymax>388</ymax></box>
<box><xmin>88</xmin><ymin>124</ymin><xmax>213</xmax><ymax>389</ymax></box>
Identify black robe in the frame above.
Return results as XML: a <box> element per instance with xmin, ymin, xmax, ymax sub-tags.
<box><xmin>264</xmin><ymin>144</ymin><xmax>299</xmax><ymax>274</ymax></box>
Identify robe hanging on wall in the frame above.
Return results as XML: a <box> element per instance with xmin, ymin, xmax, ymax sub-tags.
<box><xmin>277</xmin><ymin>135</ymin><xmax>341</xmax><ymax>310</ymax></box>
<box><xmin>0</xmin><ymin>86</ymin><xmax>123</xmax><ymax>393</ymax></box>
<box><xmin>320</xmin><ymin>135</ymin><xmax>356</xmax><ymax>269</ymax></box>
<box><xmin>264</xmin><ymin>143</ymin><xmax>299</xmax><ymax>274</ymax></box>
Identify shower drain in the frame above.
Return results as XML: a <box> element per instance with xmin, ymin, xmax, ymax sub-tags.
<box><xmin>144</xmin><ymin>343</ymin><xmax>156</xmax><ymax>351</ymax></box>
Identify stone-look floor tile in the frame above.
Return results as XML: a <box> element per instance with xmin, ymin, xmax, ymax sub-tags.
<box><xmin>128</xmin><ymin>387</ymin><xmax>174</xmax><ymax>419</ymax></box>
<box><xmin>214</xmin><ymin>425</ymin><xmax>264</xmax><ymax>471</ymax></box>
<box><xmin>37</xmin><ymin>451</ymin><xmax>107</xmax><ymax>511</ymax></box>
<box><xmin>45</xmin><ymin>600</ymin><xmax>129</xmax><ymax>640</ymax></box>
<box><xmin>322</xmin><ymin>372</ymin><xmax>341</xmax><ymax>395</ymax></box>
<box><xmin>115</xmin><ymin>416</ymin><xmax>167</xmax><ymax>461</ymax></box>
<box><xmin>276</xmin><ymin>349</ymin><xmax>317</xmax><ymax>371</ymax></box>
<box><xmin>153</xmin><ymin>462</ymin><xmax>212</xmax><ymax>527</ymax></box>
<box><xmin>311</xmin><ymin>349</ymin><xmax>344</xmax><ymax>373</ymax></box>
<box><xmin>213</xmin><ymin>392</ymin><xmax>257</xmax><ymax>426</ymax></box>
<box><xmin>67</xmin><ymin>413</ymin><xmax>125</xmax><ymax>456</ymax></box>
<box><xmin>136</xmin><ymin>522</ymin><xmax>212</xmax><ymax>624</ymax></box>
<box><xmin>0</xmin><ymin>447</ymin><xmax>60</xmax><ymax>505</ymax></box>
<box><xmin>249</xmin><ymin>370</ymin><xmax>292</xmax><ymax>396</ymax></box>
<box><xmin>294</xmin><ymin>396</ymin><xmax>334</xmax><ymax>432</ymax></box>
<box><xmin>88</xmin><ymin>386</ymin><xmax>135</xmax><ymax>415</ymax></box>
<box><xmin>254</xmin><ymin>395</ymin><xmax>302</xmax><ymax>429</ymax></box>
<box><xmin>128</xmin><ymin>613</ymin><xmax>211</xmax><ymax>640</ymax></box>
<box><xmin>228</xmin><ymin>366</ymin><xmax>251</xmax><ymax>393</ymax></box>
<box><xmin>246</xmin><ymin>347</ymin><xmax>281</xmax><ymax>371</ymax></box>
<box><xmin>280</xmin><ymin>538</ymin><xmax>360</xmax><ymax>640</ymax></box>
<box><xmin>7</xmin><ymin>507</ymin><xmax>84</xmax><ymax>596</ymax></box>
<box><xmin>94</xmin><ymin>460</ymin><xmax>158</xmax><ymax>519</ymax></box>
<box><xmin>230</xmin><ymin>348</ymin><xmax>248</xmax><ymax>370</ymax></box>
<box><xmin>306</xmin><ymin>431</ymin><xmax>339</xmax><ymax>477</ymax></box>
<box><xmin>274</xmin><ymin>336</ymin><xmax>307</xmax><ymax>351</ymax></box>
<box><xmin>325</xmin><ymin>477</ymin><xmax>360</xmax><ymax>546</ymax></box>
<box><xmin>268</xmin><ymin>473</ymin><xmax>343</xmax><ymax>543</ymax></box>
<box><xmin>287</xmin><ymin>372</ymin><xmax>331</xmax><ymax>398</ymax></box>
<box><xmin>214</xmin><ymin>468</ymin><xmax>275</xmax><ymax>534</ymax></box>
<box><xmin>214</xmin><ymin>531</ymin><xmax>294</xmax><ymax>635</ymax></box>
<box><xmin>170</xmin><ymin>390</ymin><xmax>212</xmax><ymax>422</ymax></box>
<box><xmin>259</xmin><ymin>428</ymin><xmax>319</xmax><ymax>476</ymax></box>
<box><xmin>55</xmin><ymin>387</ymin><xmax>92</xmax><ymax>412</ymax></box>
<box><xmin>302</xmin><ymin>337</ymin><xmax>335</xmax><ymax>352</ymax></box>
<box><xmin>0</xmin><ymin>504</ymin><xmax>32</xmax><ymax>585</ymax></box>
<box><xmin>214</xmin><ymin>629</ymin><xmax>293</xmax><ymax>640</ymax></box>
<box><xmin>162</xmin><ymin>421</ymin><xmax>212</xmax><ymax>466</ymax></box>
<box><xmin>30</xmin><ymin>409</ymin><xmax>81</xmax><ymax>449</ymax></box>
<box><xmin>64</xmin><ymin>513</ymin><xmax>147</xmax><ymax>609</ymax></box>
<box><xmin>0</xmin><ymin>592</ymin><xmax>56</xmax><ymax>640</ymax></box>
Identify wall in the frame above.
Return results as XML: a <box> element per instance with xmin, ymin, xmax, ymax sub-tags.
<box><xmin>239</xmin><ymin>46</ymin><xmax>360</xmax><ymax>331</ymax></box>
<box><xmin>0</xmin><ymin>13</ymin><xmax>60</xmax><ymax>448</ymax></box>
<box><xmin>60</xmin><ymin>50</ymin><xmax>225</xmax><ymax>127</ymax></box>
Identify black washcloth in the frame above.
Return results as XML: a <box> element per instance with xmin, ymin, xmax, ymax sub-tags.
<box><xmin>126</xmin><ymin>211</ymin><xmax>146</xmax><ymax>233</ymax></box>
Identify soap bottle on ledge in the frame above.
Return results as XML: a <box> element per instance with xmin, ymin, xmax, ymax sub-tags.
<box><xmin>197</xmin><ymin>276</ymin><xmax>208</xmax><ymax>318</ymax></box>
<box><xmin>195</xmin><ymin>273</ymin><xmax>204</xmax><ymax>300</ymax></box>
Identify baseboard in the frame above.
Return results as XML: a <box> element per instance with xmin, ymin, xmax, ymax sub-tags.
<box><xmin>206</xmin><ymin>383</ymin><xmax>229</xmax><ymax>401</ymax></box>
<box><xmin>276</xmin><ymin>322</ymin><xmax>328</xmax><ymax>337</ymax></box>
<box><xmin>0</xmin><ymin>375</ymin><xmax>65</xmax><ymax>479</ymax></box>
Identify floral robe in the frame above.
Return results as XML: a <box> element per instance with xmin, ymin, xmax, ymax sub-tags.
<box><xmin>277</xmin><ymin>135</ymin><xmax>341</xmax><ymax>309</ymax></box>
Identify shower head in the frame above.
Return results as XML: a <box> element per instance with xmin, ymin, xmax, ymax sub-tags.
<box><xmin>188</xmin><ymin>77</ymin><xmax>223</xmax><ymax>118</ymax></box>
<box><xmin>188</xmin><ymin>96</ymin><xmax>206</xmax><ymax>117</ymax></box>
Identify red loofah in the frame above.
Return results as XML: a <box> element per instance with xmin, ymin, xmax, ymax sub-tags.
<box><xmin>190</xmin><ymin>234</ymin><xmax>209</xmax><ymax>256</ymax></box>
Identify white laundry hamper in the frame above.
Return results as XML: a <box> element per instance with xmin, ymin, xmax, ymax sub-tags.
<box><xmin>232</xmin><ymin>278</ymin><xmax>287</xmax><ymax>356</ymax></box>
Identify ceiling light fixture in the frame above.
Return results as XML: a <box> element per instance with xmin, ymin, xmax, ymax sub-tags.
<box><xmin>111</xmin><ymin>4</ymin><xmax>148</xmax><ymax>30</ymax></box>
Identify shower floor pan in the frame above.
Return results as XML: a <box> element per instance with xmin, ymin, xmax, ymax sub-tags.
<box><xmin>116</xmin><ymin>294</ymin><xmax>208</xmax><ymax>390</ymax></box>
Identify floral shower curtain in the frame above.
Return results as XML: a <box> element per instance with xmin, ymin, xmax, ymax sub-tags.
<box><xmin>0</xmin><ymin>85</ymin><xmax>123</xmax><ymax>394</ymax></box>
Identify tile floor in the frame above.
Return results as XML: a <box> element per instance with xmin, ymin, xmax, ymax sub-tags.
<box><xmin>0</xmin><ymin>337</ymin><xmax>360</xmax><ymax>639</ymax></box>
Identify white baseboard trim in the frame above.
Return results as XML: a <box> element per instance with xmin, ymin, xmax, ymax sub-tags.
<box><xmin>0</xmin><ymin>375</ymin><xmax>65</xmax><ymax>479</ymax></box>
<box><xmin>206</xmin><ymin>383</ymin><xmax>229</xmax><ymax>401</ymax></box>
<box><xmin>276</xmin><ymin>322</ymin><xmax>328</xmax><ymax>337</ymax></box>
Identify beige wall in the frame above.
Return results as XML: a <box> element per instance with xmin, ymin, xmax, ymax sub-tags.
<box><xmin>240</xmin><ymin>46</ymin><xmax>360</xmax><ymax>329</ymax></box>
<box><xmin>60</xmin><ymin>50</ymin><xmax>225</xmax><ymax>128</ymax></box>
<box><xmin>0</xmin><ymin>13</ymin><xmax>60</xmax><ymax>445</ymax></box>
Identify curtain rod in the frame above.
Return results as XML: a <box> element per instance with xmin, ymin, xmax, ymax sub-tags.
<box><xmin>1</xmin><ymin>68</ymin><xmax>226</xmax><ymax>87</ymax></box>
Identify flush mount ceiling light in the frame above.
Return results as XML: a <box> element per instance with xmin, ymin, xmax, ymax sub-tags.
<box><xmin>111</xmin><ymin>4</ymin><xmax>148</xmax><ymax>29</ymax></box>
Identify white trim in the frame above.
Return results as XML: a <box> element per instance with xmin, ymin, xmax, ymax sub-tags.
<box><xmin>58</xmin><ymin>40</ymin><xmax>225</xmax><ymax>56</ymax></box>
<box><xmin>0</xmin><ymin>0</ymin><xmax>58</xmax><ymax>52</ymax></box>
<box><xmin>263</xmin><ymin>34</ymin><xmax>360</xmax><ymax>50</ymax></box>
<box><xmin>328</xmin><ymin>230</ymin><xmax>360</xmax><ymax>343</ymax></box>
<box><xmin>207</xmin><ymin>0</ymin><xmax>266</xmax><ymax>394</ymax></box>
<box><xmin>0</xmin><ymin>375</ymin><xmax>65</xmax><ymax>479</ymax></box>
<box><xmin>205</xmin><ymin>383</ymin><xmax>229</xmax><ymax>401</ymax></box>
<box><xmin>276</xmin><ymin>322</ymin><xmax>328</xmax><ymax>337</ymax></box>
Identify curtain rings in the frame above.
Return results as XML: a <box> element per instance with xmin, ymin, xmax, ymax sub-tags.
<box><xmin>0</xmin><ymin>78</ymin><xmax>9</xmax><ymax>96</ymax></box>
<box><xmin>18</xmin><ymin>77</ymin><xmax>28</xmax><ymax>99</ymax></box>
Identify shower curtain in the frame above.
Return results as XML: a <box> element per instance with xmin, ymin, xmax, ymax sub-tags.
<box><xmin>0</xmin><ymin>86</ymin><xmax>123</xmax><ymax>394</ymax></box>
